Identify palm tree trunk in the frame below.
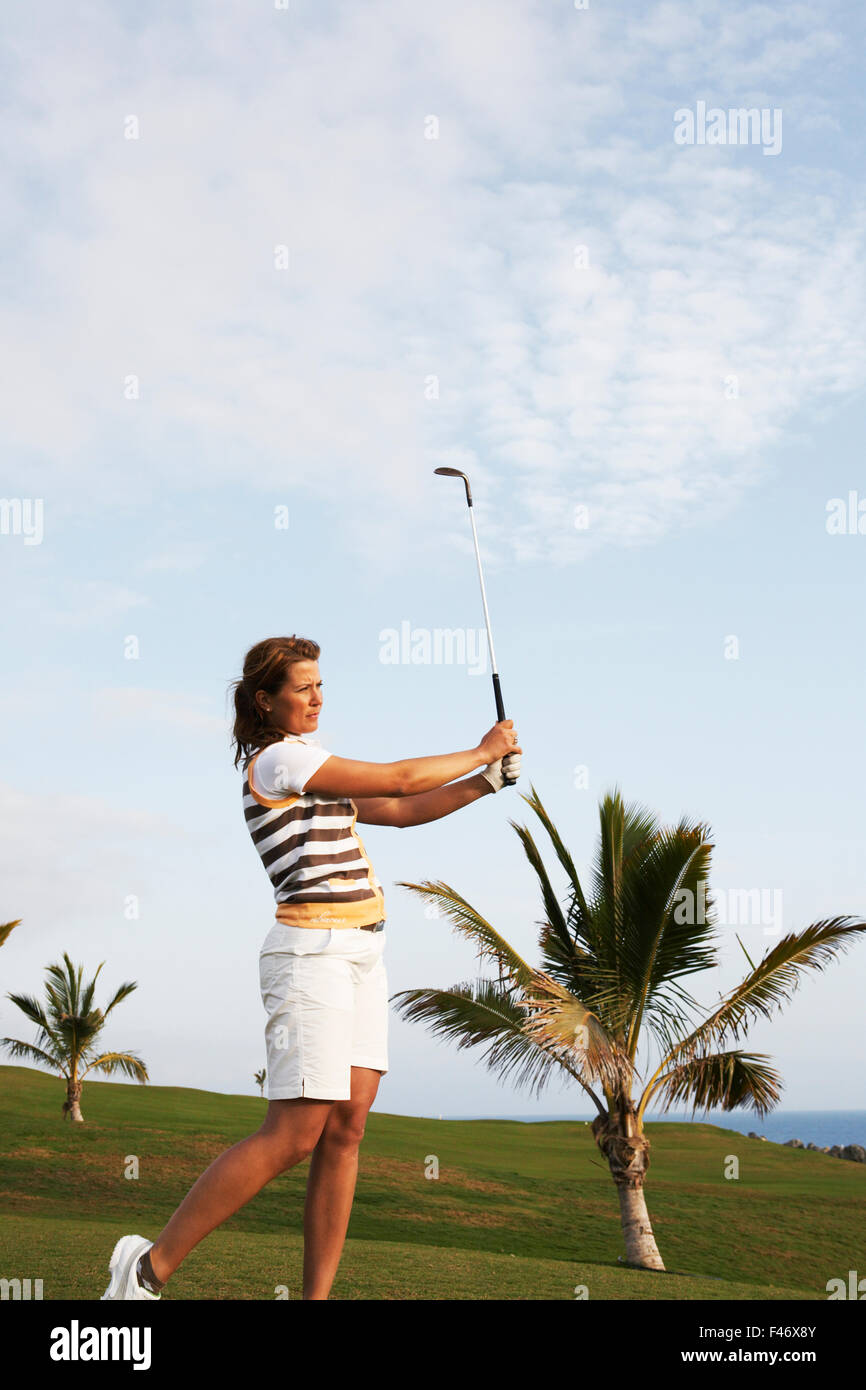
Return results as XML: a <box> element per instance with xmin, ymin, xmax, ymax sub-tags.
<box><xmin>592</xmin><ymin>1102</ymin><xmax>665</xmax><ymax>1271</ymax></box>
<box><xmin>62</xmin><ymin>1078</ymin><xmax>83</xmax><ymax>1123</ymax></box>
<box><xmin>615</xmin><ymin>1180</ymin><xmax>665</xmax><ymax>1270</ymax></box>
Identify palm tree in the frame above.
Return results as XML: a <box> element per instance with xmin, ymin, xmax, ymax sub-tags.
<box><xmin>254</xmin><ymin>1068</ymin><xmax>266</xmax><ymax>1098</ymax></box>
<box><xmin>2</xmin><ymin>952</ymin><xmax>148</xmax><ymax>1122</ymax></box>
<box><xmin>393</xmin><ymin>786</ymin><xmax>866</xmax><ymax>1271</ymax></box>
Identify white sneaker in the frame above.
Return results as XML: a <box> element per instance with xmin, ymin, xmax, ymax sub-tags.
<box><xmin>101</xmin><ymin>1234</ymin><xmax>161</xmax><ymax>1301</ymax></box>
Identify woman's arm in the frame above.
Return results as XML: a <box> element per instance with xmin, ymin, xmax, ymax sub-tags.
<box><xmin>304</xmin><ymin>720</ymin><xmax>521</xmax><ymax>799</ymax></box>
<box><xmin>354</xmin><ymin>773</ymin><xmax>494</xmax><ymax>828</ymax></box>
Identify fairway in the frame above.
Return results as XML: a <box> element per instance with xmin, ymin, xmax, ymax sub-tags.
<box><xmin>1</xmin><ymin>1065</ymin><xmax>861</xmax><ymax>1301</ymax></box>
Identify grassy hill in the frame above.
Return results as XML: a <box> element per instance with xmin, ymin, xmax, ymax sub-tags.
<box><xmin>1</xmin><ymin>1064</ymin><xmax>861</xmax><ymax>1300</ymax></box>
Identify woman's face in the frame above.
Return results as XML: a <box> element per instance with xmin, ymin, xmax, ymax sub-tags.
<box><xmin>256</xmin><ymin>660</ymin><xmax>323</xmax><ymax>736</ymax></box>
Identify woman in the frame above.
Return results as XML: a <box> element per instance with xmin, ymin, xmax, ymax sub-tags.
<box><xmin>101</xmin><ymin>633</ymin><xmax>522</xmax><ymax>1301</ymax></box>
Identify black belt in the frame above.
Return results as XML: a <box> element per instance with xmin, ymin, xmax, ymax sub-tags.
<box><xmin>360</xmin><ymin>920</ymin><xmax>385</xmax><ymax>932</ymax></box>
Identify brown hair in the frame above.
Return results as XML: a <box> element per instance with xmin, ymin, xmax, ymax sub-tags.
<box><xmin>230</xmin><ymin>635</ymin><xmax>321</xmax><ymax>768</ymax></box>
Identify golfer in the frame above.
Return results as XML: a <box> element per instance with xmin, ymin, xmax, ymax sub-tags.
<box><xmin>102</xmin><ymin>633</ymin><xmax>522</xmax><ymax>1301</ymax></box>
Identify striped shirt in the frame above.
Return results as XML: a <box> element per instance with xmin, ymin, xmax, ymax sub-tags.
<box><xmin>242</xmin><ymin>734</ymin><xmax>387</xmax><ymax>928</ymax></box>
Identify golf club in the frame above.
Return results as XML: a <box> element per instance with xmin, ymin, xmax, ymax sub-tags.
<box><xmin>434</xmin><ymin>467</ymin><xmax>518</xmax><ymax>786</ymax></box>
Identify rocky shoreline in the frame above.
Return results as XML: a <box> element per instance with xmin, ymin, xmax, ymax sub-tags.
<box><xmin>747</xmin><ymin>1133</ymin><xmax>865</xmax><ymax>1162</ymax></box>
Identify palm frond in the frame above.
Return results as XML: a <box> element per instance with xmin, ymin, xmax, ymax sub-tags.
<box><xmin>0</xmin><ymin>920</ymin><xmax>22</xmax><ymax>948</ymax></box>
<box><xmin>5</xmin><ymin>992</ymin><xmax>52</xmax><ymax>1030</ymax></box>
<box><xmin>637</xmin><ymin>979</ymin><xmax>707</xmax><ymax>1063</ymax></box>
<box><xmin>621</xmin><ymin>823</ymin><xmax>717</xmax><ymax>1056</ymax></box>
<box><xmin>507</xmin><ymin>818</ymin><xmax>574</xmax><ymax>959</ymax></box>
<box><xmin>517</xmin><ymin>970</ymin><xmax>634</xmax><ymax>1092</ymax></box>
<box><xmin>44</xmin><ymin>954</ymin><xmax>83</xmax><ymax>1006</ymax></box>
<box><xmin>80</xmin><ymin>1052</ymin><xmax>149</xmax><ymax>1083</ymax></box>
<box><xmin>617</xmin><ymin>789</ymin><xmax>662</xmax><ymax>873</ymax></box>
<box><xmin>78</xmin><ymin>962</ymin><xmax>106</xmax><ymax>1018</ymax></box>
<box><xmin>0</xmin><ymin>1039</ymin><xmax>67</xmax><ymax>1075</ymax></box>
<box><xmin>100</xmin><ymin>981</ymin><xmax>139</xmax><ymax>1017</ymax></box>
<box><xmin>593</xmin><ymin>789</ymin><xmax>625</xmax><ymax>945</ymax></box>
<box><xmin>621</xmin><ymin>824</ymin><xmax>717</xmax><ymax>989</ymax></box>
<box><xmin>511</xmin><ymin>787</ymin><xmax>640</xmax><ymax>1012</ymax></box>
<box><xmin>3</xmin><ymin>994</ymin><xmax>66</xmax><ymax>1061</ymax></box>
<box><xmin>535</xmin><ymin>922</ymin><xmax>602</xmax><ymax>997</ymax></box>
<box><xmin>589</xmin><ymin>788</ymin><xmax>659</xmax><ymax>912</ymax></box>
<box><xmin>661</xmin><ymin>917</ymin><xmax>866</xmax><ymax>1069</ymax></box>
<box><xmin>395</xmin><ymin>879</ymin><xmax>535</xmax><ymax>989</ymax></box>
<box><xmin>391</xmin><ymin>980</ymin><xmax>605</xmax><ymax>1111</ymax></box>
<box><xmin>516</xmin><ymin>785</ymin><xmax>593</xmax><ymax>931</ymax></box>
<box><xmin>642</xmin><ymin>1050</ymin><xmax>783</xmax><ymax>1120</ymax></box>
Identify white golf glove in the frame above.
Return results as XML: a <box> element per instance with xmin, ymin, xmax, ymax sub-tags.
<box><xmin>481</xmin><ymin>752</ymin><xmax>521</xmax><ymax>792</ymax></box>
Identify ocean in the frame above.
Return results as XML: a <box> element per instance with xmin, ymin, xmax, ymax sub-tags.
<box><xmin>439</xmin><ymin>1110</ymin><xmax>866</xmax><ymax>1149</ymax></box>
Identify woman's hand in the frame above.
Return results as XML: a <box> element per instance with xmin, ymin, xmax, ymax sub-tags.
<box><xmin>478</xmin><ymin>719</ymin><xmax>522</xmax><ymax>765</ymax></box>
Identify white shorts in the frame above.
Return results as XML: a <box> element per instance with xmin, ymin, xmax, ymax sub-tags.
<box><xmin>258</xmin><ymin>921</ymin><xmax>389</xmax><ymax>1101</ymax></box>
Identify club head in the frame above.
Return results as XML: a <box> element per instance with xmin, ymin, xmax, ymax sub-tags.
<box><xmin>433</xmin><ymin>467</ymin><xmax>472</xmax><ymax>506</ymax></box>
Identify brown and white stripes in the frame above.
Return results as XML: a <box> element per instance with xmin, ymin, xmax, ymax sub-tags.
<box><xmin>242</xmin><ymin>746</ymin><xmax>386</xmax><ymax>929</ymax></box>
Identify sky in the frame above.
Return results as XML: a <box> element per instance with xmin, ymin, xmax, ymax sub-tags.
<box><xmin>1</xmin><ymin>0</ymin><xmax>864</xmax><ymax>1121</ymax></box>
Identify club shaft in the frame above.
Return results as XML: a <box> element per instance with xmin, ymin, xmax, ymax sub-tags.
<box><xmin>467</xmin><ymin>505</ymin><xmax>498</xmax><ymax>675</ymax></box>
<box><xmin>467</xmin><ymin>505</ymin><xmax>507</xmax><ymax>723</ymax></box>
<box><xmin>436</xmin><ymin>467</ymin><xmax>513</xmax><ymax>768</ymax></box>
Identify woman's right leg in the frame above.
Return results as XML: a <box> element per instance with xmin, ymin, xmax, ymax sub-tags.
<box><xmin>147</xmin><ymin>1097</ymin><xmax>333</xmax><ymax>1285</ymax></box>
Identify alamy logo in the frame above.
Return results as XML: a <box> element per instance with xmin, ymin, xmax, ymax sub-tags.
<box><xmin>674</xmin><ymin>100</ymin><xmax>782</xmax><ymax>156</ymax></box>
<box><xmin>0</xmin><ymin>497</ymin><xmax>43</xmax><ymax>544</ymax></box>
<box><xmin>49</xmin><ymin>1321</ymin><xmax>152</xmax><ymax>1371</ymax></box>
<box><xmin>673</xmin><ymin>881</ymin><xmax>783</xmax><ymax>936</ymax></box>
<box><xmin>1</xmin><ymin>1276</ymin><xmax>43</xmax><ymax>1299</ymax></box>
<box><xmin>826</xmin><ymin>1270</ymin><xmax>866</xmax><ymax>1300</ymax></box>
<box><xmin>826</xmin><ymin>492</ymin><xmax>866</xmax><ymax>535</ymax></box>
<box><xmin>379</xmin><ymin>622</ymin><xmax>488</xmax><ymax>674</ymax></box>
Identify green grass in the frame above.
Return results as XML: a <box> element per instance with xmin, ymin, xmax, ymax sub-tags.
<box><xmin>1</xmin><ymin>1064</ymin><xmax>862</xmax><ymax>1300</ymax></box>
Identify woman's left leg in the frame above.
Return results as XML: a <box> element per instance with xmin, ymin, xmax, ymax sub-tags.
<box><xmin>302</xmin><ymin>1064</ymin><xmax>382</xmax><ymax>1300</ymax></box>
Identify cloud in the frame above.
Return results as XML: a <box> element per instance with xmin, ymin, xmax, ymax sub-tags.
<box><xmin>92</xmin><ymin>687</ymin><xmax>229</xmax><ymax>733</ymax></box>
<box><xmin>141</xmin><ymin>542</ymin><xmax>208</xmax><ymax>573</ymax></box>
<box><xmin>19</xmin><ymin>580</ymin><xmax>150</xmax><ymax>628</ymax></box>
<box><xmin>0</xmin><ymin>0</ymin><xmax>863</xmax><ymax>570</ymax></box>
<box><xmin>0</xmin><ymin>780</ymin><xmax>190</xmax><ymax>927</ymax></box>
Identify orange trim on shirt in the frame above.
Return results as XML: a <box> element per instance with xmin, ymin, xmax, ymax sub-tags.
<box><xmin>275</xmin><ymin>898</ymin><xmax>386</xmax><ymax>928</ymax></box>
<box><xmin>246</xmin><ymin>748</ymin><xmax>302</xmax><ymax>810</ymax></box>
<box><xmin>348</xmin><ymin>799</ymin><xmax>387</xmax><ymax>914</ymax></box>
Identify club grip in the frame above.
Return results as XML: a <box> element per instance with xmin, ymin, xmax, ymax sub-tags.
<box><xmin>492</xmin><ymin>673</ymin><xmax>518</xmax><ymax>784</ymax></box>
<box><xmin>492</xmin><ymin>672</ymin><xmax>506</xmax><ymax>723</ymax></box>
